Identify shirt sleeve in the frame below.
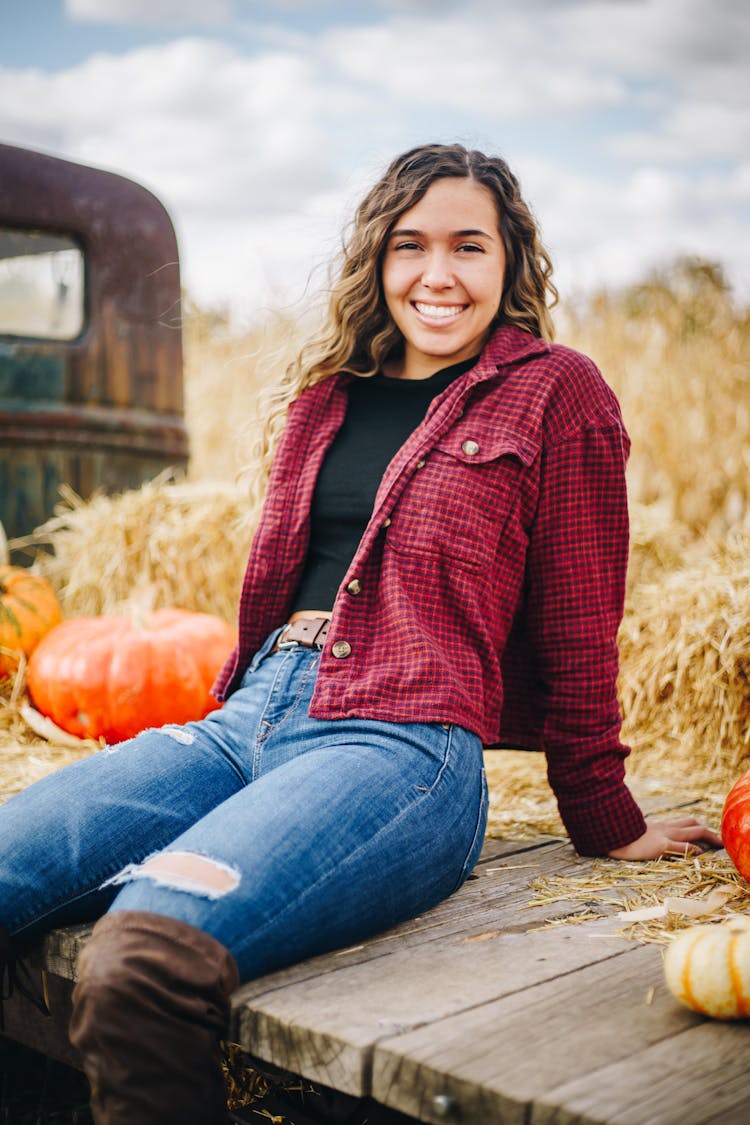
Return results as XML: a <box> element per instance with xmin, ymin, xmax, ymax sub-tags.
<box><xmin>524</xmin><ymin>422</ymin><xmax>647</xmax><ymax>855</ymax></box>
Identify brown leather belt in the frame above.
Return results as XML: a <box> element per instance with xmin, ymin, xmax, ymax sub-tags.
<box><xmin>272</xmin><ymin>617</ymin><xmax>330</xmax><ymax>652</ymax></box>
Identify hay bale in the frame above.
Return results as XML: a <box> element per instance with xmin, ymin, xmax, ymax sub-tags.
<box><xmin>2</xmin><ymin>477</ymin><xmax>253</xmax><ymax>797</ymax></box>
<box><xmin>627</xmin><ymin>501</ymin><xmax>694</xmax><ymax>593</ymax></box>
<box><xmin>0</xmin><ymin>701</ymin><xmax>95</xmax><ymax>803</ymax></box>
<box><xmin>14</xmin><ymin>477</ymin><xmax>252</xmax><ymax>622</ymax></box>
<box><xmin>620</xmin><ymin>531</ymin><xmax>750</xmax><ymax>783</ymax></box>
<box><xmin>484</xmin><ymin>750</ymin><xmax>564</xmax><ymax>840</ymax></box>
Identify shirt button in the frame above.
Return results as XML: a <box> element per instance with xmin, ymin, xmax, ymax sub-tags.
<box><xmin>382</xmin><ymin>517</ymin><xmax>392</xmax><ymax>528</ymax></box>
<box><xmin>462</xmin><ymin>439</ymin><xmax>480</xmax><ymax>456</ymax></box>
<box><xmin>346</xmin><ymin>579</ymin><xmax>362</xmax><ymax>595</ymax></box>
<box><xmin>416</xmin><ymin>459</ymin><xmax>426</xmax><ymax>469</ymax></box>
<box><xmin>331</xmin><ymin>640</ymin><xmax>352</xmax><ymax>659</ymax></box>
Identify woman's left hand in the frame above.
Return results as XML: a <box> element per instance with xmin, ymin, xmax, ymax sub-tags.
<box><xmin>608</xmin><ymin>817</ymin><xmax>723</xmax><ymax>860</ymax></box>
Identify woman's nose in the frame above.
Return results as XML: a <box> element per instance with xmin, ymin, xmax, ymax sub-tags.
<box><xmin>421</xmin><ymin>252</ymin><xmax>455</xmax><ymax>289</ymax></box>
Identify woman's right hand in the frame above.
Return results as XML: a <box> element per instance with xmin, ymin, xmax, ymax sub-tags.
<box><xmin>608</xmin><ymin>817</ymin><xmax>723</xmax><ymax>860</ymax></box>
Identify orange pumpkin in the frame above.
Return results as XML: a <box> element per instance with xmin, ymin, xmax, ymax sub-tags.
<box><xmin>721</xmin><ymin>768</ymin><xmax>750</xmax><ymax>882</ymax></box>
<box><xmin>0</xmin><ymin>565</ymin><xmax>63</xmax><ymax>678</ymax></box>
<box><xmin>27</xmin><ymin>608</ymin><xmax>237</xmax><ymax>742</ymax></box>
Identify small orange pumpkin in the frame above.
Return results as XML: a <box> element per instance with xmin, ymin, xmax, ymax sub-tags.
<box><xmin>0</xmin><ymin>565</ymin><xmax>63</xmax><ymax>679</ymax></box>
<box><xmin>722</xmin><ymin>768</ymin><xmax>750</xmax><ymax>883</ymax></box>
<box><xmin>664</xmin><ymin>918</ymin><xmax>750</xmax><ymax>1019</ymax></box>
<box><xmin>27</xmin><ymin>608</ymin><xmax>237</xmax><ymax>742</ymax></box>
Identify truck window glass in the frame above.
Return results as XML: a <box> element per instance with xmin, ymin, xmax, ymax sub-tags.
<box><xmin>0</xmin><ymin>229</ymin><xmax>84</xmax><ymax>340</ymax></box>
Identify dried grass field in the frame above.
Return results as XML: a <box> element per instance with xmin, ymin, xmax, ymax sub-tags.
<box><xmin>2</xmin><ymin>256</ymin><xmax>750</xmax><ymax>1121</ymax></box>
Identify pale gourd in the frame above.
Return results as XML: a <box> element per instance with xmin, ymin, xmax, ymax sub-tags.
<box><xmin>664</xmin><ymin>918</ymin><xmax>750</xmax><ymax>1019</ymax></box>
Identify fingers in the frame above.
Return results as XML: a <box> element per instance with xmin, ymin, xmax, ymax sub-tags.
<box><xmin>653</xmin><ymin>819</ymin><xmax>723</xmax><ymax>850</ymax></box>
<box><xmin>660</xmin><ymin>817</ymin><xmax>718</xmax><ymax>833</ymax></box>
<box><xmin>663</xmin><ymin>841</ymin><xmax>703</xmax><ymax>858</ymax></box>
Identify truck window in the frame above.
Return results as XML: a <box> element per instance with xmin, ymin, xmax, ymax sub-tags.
<box><xmin>0</xmin><ymin>228</ymin><xmax>84</xmax><ymax>341</ymax></box>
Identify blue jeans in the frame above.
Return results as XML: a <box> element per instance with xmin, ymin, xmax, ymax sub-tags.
<box><xmin>0</xmin><ymin>633</ymin><xmax>488</xmax><ymax>981</ymax></box>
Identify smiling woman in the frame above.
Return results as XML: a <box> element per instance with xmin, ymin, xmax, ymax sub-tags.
<box><xmin>0</xmin><ymin>141</ymin><xmax>721</xmax><ymax>1125</ymax></box>
<box><xmin>381</xmin><ymin>178</ymin><xmax>506</xmax><ymax>380</ymax></box>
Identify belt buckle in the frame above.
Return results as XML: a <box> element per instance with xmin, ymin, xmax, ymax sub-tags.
<box><xmin>276</xmin><ymin>624</ymin><xmax>296</xmax><ymax>650</ymax></box>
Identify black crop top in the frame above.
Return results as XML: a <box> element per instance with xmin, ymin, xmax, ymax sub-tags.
<box><xmin>290</xmin><ymin>355</ymin><xmax>478</xmax><ymax>613</ymax></box>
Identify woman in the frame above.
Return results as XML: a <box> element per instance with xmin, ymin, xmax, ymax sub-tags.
<box><xmin>0</xmin><ymin>143</ymin><xmax>720</xmax><ymax>1124</ymax></box>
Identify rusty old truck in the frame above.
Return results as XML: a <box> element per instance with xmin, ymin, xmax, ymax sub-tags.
<box><xmin>0</xmin><ymin>143</ymin><xmax>188</xmax><ymax>561</ymax></box>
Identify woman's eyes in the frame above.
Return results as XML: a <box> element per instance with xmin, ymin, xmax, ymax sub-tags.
<box><xmin>392</xmin><ymin>241</ymin><xmax>485</xmax><ymax>253</ymax></box>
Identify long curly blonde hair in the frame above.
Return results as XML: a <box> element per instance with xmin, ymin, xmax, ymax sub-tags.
<box><xmin>244</xmin><ymin>142</ymin><xmax>557</xmax><ymax>523</ymax></box>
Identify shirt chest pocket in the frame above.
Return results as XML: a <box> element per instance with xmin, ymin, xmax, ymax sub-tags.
<box><xmin>385</xmin><ymin>431</ymin><xmax>539</xmax><ymax>571</ymax></box>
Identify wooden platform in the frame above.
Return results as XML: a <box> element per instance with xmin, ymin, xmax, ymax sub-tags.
<box><xmin>3</xmin><ymin>833</ymin><xmax>749</xmax><ymax>1124</ymax></box>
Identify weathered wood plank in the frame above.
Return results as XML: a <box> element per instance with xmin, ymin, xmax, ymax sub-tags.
<box><xmin>370</xmin><ymin>937</ymin><xmax>692</xmax><ymax>1123</ymax></box>
<box><xmin>374</xmin><ymin>933</ymin><xmax>750</xmax><ymax>1125</ymax></box>
<box><xmin>235</xmin><ymin>920</ymin><xmax>633</xmax><ymax>1098</ymax></box>
<box><xmin>29</xmin><ymin>922</ymin><xmax>92</xmax><ymax>980</ymax></box>
<box><xmin>531</xmin><ymin>1018</ymin><xmax>750</xmax><ymax>1125</ymax></box>
<box><xmin>5</xmin><ymin>809</ymin><xmax>728</xmax><ymax>1123</ymax></box>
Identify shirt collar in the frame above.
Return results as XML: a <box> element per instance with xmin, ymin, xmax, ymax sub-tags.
<box><xmin>470</xmin><ymin>322</ymin><xmax>550</xmax><ymax>380</ymax></box>
<box><xmin>329</xmin><ymin>322</ymin><xmax>549</xmax><ymax>394</ymax></box>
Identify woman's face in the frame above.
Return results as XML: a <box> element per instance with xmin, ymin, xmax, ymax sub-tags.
<box><xmin>381</xmin><ymin>176</ymin><xmax>506</xmax><ymax>380</ymax></box>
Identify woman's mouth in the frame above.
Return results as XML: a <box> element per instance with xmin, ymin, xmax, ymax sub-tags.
<box><xmin>413</xmin><ymin>301</ymin><xmax>466</xmax><ymax>321</ymax></box>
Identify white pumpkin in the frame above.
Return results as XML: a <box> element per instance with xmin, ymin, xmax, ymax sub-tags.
<box><xmin>664</xmin><ymin>917</ymin><xmax>750</xmax><ymax>1019</ymax></box>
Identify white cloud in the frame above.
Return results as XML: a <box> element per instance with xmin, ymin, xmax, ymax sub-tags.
<box><xmin>0</xmin><ymin>32</ymin><xmax>375</xmax><ymax>315</ymax></box>
<box><xmin>320</xmin><ymin>15</ymin><xmax>626</xmax><ymax>118</ymax></box>
<box><xmin>0</xmin><ymin>38</ymin><xmax>340</xmax><ymax>217</ymax></box>
<box><xmin>553</xmin><ymin>0</ymin><xmax>749</xmax><ymax>81</ymax></box>
<box><xmin>611</xmin><ymin>99</ymin><xmax>750</xmax><ymax>162</ymax></box>
<box><xmin>66</xmin><ymin>0</ymin><xmax>232</xmax><ymax>24</ymax></box>
<box><xmin>520</xmin><ymin>154</ymin><xmax>749</xmax><ymax>301</ymax></box>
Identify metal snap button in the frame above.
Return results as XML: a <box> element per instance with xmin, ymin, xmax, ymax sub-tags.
<box><xmin>461</xmin><ymin>439</ymin><xmax>480</xmax><ymax>456</ymax></box>
<box><xmin>331</xmin><ymin>640</ymin><xmax>352</xmax><ymax>659</ymax></box>
<box><xmin>346</xmin><ymin>579</ymin><xmax>362</xmax><ymax>595</ymax></box>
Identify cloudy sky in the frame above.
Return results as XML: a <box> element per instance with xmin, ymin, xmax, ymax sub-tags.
<box><xmin>1</xmin><ymin>0</ymin><xmax>748</xmax><ymax>322</ymax></box>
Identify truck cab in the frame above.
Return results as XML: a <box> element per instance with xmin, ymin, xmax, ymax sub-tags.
<box><xmin>0</xmin><ymin>144</ymin><xmax>188</xmax><ymax>558</ymax></box>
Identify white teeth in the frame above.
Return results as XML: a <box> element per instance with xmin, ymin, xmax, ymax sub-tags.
<box><xmin>414</xmin><ymin>302</ymin><xmax>464</xmax><ymax>319</ymax></box>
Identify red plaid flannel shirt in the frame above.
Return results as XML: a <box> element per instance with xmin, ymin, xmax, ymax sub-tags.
<box><xmin>214</xmin><ymin>324</ymin><xmax>647</xmax><ymax>855</ymax></box>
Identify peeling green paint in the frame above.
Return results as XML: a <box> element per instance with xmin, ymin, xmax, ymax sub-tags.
<box><xmin>0</xmin><ymin>350</ymin><xmax>65</xmax><ymax>400</ymax></box>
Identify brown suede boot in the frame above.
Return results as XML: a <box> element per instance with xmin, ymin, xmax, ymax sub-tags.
<box><xmin>69</xmin><ymin>911</ymin><xmax>239</xmax><ymax>1125</ymax></box>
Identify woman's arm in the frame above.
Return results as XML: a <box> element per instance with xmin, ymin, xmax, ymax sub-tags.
<box><xmin>523</xmin><ymin>418</ymin><xmax>644</xmax><ymax>854</ymax></box>
<box><xmin>523</xmin><ymin>405</ymin><xmax>720</xmax><ymax>858</ymax></box>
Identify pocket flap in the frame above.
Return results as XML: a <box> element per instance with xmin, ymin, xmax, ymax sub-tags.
<box><xmin>435</xmin><ymin>429</ymin><xmax>538</xmax><ymax>466</ymax></box>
